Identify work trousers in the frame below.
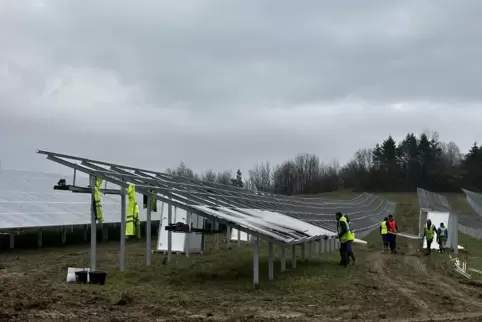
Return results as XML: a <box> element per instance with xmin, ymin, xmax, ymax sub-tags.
<box><xmin>388</xmin><ymin>234</ymin><xmax>397</xmax><ymax>253</ymax></box>
<box><xmin>438</xmin><ymin>236</ymin><xmax>447</xmax><ymax>252</ymax></box>
<box><xmin>382</xmin><ymin>234</ymin><xmax>389</xmax><ymax>250</ymax></box>
<box><xmin>339</xmin><ymin>240</ymin><xmax>354</xmax><ymax>266</ymax></box>
<box><xmin>426</xmin><ymin>237</ymin><xmax>433</xmax><ymax>254</ymax></box>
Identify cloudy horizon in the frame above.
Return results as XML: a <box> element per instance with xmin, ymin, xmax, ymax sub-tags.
<box><xmin>1</xmin><ymin>0</ymin><xmax>481</xmax><ymax>176</ymax></box>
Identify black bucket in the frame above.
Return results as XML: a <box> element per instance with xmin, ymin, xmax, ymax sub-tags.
<box><xmin>89</xmin><ymin>271</ymin><xmax>107</xmax><ymax>285</ymax></box>
<box><xmin>75</xmin><ymin>271</ymin><xmax>88</xmax><ymax>284</ymax></box>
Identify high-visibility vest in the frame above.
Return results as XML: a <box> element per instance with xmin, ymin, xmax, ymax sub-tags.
<box><xmin>143</xmin><ymin>193</ymin><xmax>158</xmax><ymax>212</ymax></box>
<box><xmin>439</xmin><ymin>227</ymin><xmax>448</xmax><ymax>237</ymax></box>
<box><xmin>347</xmin><ymin>226</ymin><xmax>355</xmax><ymax>241</ymax></box>
<box><xmin>425</xmin><ymin>224</ymin><xmax>435</xmax><ymax>240</ymax></box>
<box><xmin>380</xmin><ymin>221</ymin><xmax>388</xmax><ymax>235</ymax></box>
<box><xmin>338</xmin><ymin>216</ymin><xmax>352</xmax><ymax>243</ymax></box>
<box><xmin>388</xmin><ymin>220</ymin><xmax>397</xmax><ymax>232</ymax></box>
<box><xmin>126</xmin><ymin>184</ymin><xmax>141</xmax><ymax>239</ymax></box>
<box><xmin>93</xmin><ymin>178</ymin><xmax>103</xmax><ymax>223</ymax></box>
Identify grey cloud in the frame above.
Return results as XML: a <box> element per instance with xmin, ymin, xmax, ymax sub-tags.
<box><xmin>1</xmin><ymin>0</ymin><xmax>482</xmax><ymax>176</ymax></box>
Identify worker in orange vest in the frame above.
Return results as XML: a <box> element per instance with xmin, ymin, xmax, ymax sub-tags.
<box><xmin>386</xmin><ymin>215</ymin><xmax>399</xmax><ymax>254</ymax></box>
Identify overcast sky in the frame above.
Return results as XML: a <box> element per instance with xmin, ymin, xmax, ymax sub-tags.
<box><xmin>1</xmin><ymin>0</ymin><xmax>481</xmax><ymax>176</ymax></box>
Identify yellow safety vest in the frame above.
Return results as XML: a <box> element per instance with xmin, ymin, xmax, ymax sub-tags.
<box><xmin>338</xmin><ymin>216</ymin><xmax>352</xmax><ymax>243</ymax></box>
<box><xmin>143</xmin><ymin>192</ymin><xmax>158</xmax><ymax>212</ymax></box>
<box><xmin>93</xmin><ymin>178</ymin><xmax>103</xmax><ymax>223</ymax></box>
<box><xmin>126</xmin><ymin>184</ymin><xmax>141</xmax><ymax>239</ymax></box>
<box><xmin>347</xmin><ymin>227</ymin><xmax>355</xmax><ymax>241</ymax></box>
<box><xmin>425</xmin><ymin>224</ymin><xmax>435</xmax><ymax>240</ymax></box>
<box><xmin>439</xmin><ymin>227</ymin><xmax>447</xmax><ymax>237</ymax></box>
<box><xmin>380</xmin><ymin>221</ymin><xmax>388</xmax><ymax>235</ymax></box>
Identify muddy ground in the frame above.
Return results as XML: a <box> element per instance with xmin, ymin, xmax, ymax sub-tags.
<box><xmin>1</xmin><ymin>192</ymin><xmax>481</xmax><ymax>321</ymax></box>
<box><xmin>0</xmin><ymin>236</ymin><xmax>481</xmax><ymax>321</ymax></box>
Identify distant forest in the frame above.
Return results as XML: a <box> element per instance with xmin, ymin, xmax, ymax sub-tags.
<box><xmin>166</xmin><ymin>132</ymin><xmax>482</xmax><ymax>195</ymax></box>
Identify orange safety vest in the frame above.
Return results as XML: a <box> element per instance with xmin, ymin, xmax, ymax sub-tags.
<box><xmin>387</xmin><ymin>220</ymin><xmax>397</xmax><ymax>232</ymax></box>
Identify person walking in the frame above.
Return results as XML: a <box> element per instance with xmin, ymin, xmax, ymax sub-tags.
<box><xmin>422</xmin><ymin>219</ymin><xmax>437</xmax><ymax>255</ymax></box>
<box><xmin>380</xmin><ymin>217</ymin><xmax>389</xmax><ymax>252</ymax></box>
<box><xmin>336</xmin><ymin>212</ymin><xmax>352</xmax><ymax>267</ymax></box>
<box><xmin>386</xmin><ymin>215</ymin><xmax>398</xmax><ymax>254</ymax></box>
<box><xmin>344</xmin><ymin>215</ymin><xmax>356</xmax><ymax>264</ymax></box>
<box><xmin>437</xmin><ymin>223</ymin><xmax>448</xmax><ymax>253</ymax></box>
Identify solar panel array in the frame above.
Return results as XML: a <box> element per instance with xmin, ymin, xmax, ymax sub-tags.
<box><xmin>0</xmin><ymin>169</ymin><xmax>160</xmax><ymax>230</ymax></box>
<box><xmin>463</xmin><ymin>189</ymin><xmax>482</xmax><ymax>217</ymax></box>
<box><xmin>29</xmin><ymin>150</ymin><xmax>395</xmax><ymax>242</ymax></box>
<box><xmin>417</xmin><ymin>188</ymin><xmax>452</xmax><ymax>212</ymax></box>
<box><xmin>417</xmin><ymin>187</ymin><xmax>482</xmax><ymax>240</ymax></box>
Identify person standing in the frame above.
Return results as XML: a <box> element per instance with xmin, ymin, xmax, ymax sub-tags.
<box><xmin>336</xmin><ymin>212</ymin><xmax>351</xmax><ymax>267</ymax></box>
<box><xmin>422</xmin><ymin>219</ymin><xmax>436</xmax><ymax>255</ymax></box>
<box><xmin>386</xmin><ymin>215</ymin><xmax>398</xmax><ymax>254</ymax></box>
<box><xmin>437</xmin><ymin>223</ymin><xmax>448</xmax><ymax>253</ymax></box>
<box><xmin>344</xmin><ymin>215</ymin><xmax>356</xmax><ymax>264</ymax></box>
<box><xmin>380</xmin><ymin>217</ymin><xmax>389</xmax><ymax>252</ymax></box>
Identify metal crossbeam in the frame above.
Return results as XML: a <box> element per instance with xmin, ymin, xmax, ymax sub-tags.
<box><xmin>36</xmin><ymin>150</ymin><xmax>395</xmax><ymax>233</ymax></box>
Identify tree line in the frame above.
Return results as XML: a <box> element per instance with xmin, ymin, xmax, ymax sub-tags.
<box><xmin>166</xmin><ymin>131</ymin><xmax>482</xmax><ymax>195</ymax></box>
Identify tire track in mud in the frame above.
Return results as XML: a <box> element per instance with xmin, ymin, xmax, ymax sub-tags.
<box><xmin>367</xmin><ymin>252</ymin><xmax>430</xmax><ymax>311</ymax></box>
<box><xmin>366</xmin><ymin>251</ymin><xmax>482</xmax><ymax>318</ymax></box>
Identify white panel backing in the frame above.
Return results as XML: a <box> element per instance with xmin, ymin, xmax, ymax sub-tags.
<box><xmin>231</xmin><ymin>228</ymin><xmax>250</xmax><ymax>242</ymax></box>
<box><xmin>422</xmin><ymin>211</ymin><xmax>463</xmax><ymax>250</ymax></box>
<box><xmin>156</xmin><ymin>201</ymin><xmax>203</xmax><ymax>254</ymax></box>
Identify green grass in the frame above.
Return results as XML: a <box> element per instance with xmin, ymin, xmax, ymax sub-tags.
<box><xmin>2</xmin><ymin>192</ymin><xmax>482</xmax><ymax>321</ymax></box>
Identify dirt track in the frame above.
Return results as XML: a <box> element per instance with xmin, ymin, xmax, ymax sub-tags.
<box><xmin>2</xmin><ymin>239</ymin><xmax>482</xmax><ymax>321</ymax></box>
<box><xmin>359</xmin><ymin>250</ymin><xmax>482</xmax><ymax>321</ymax></box>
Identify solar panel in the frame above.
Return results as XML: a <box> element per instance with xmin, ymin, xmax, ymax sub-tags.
<box><xmin>463</xmin><ymin>189</ymin><xmax>482</xmax><ymax>217</ymax></box>
<box><xmin>28</xmin><ymin>150</ymin><xmax>399</xmax><ymax>283</ymax></box>
<box><xmin>31</xmin><ymin>149</ymin><xmax>395</xmax><ymax>240</ymax></box>
<box><xmin>0</xmin><ymin>169</ymin><xmax>160</xmax><ymax>230</ymax></box>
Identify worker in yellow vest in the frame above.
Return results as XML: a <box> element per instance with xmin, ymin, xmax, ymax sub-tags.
<box><xmin>344</xmin><ymin>215</ymin><xmax>356</xmax><ymax>264</ymax></box>
<box><xmin>422</xmin><ymin>219</ymin><xmax>436</xmax><ymax>255</ymax></box>
<box><xmin>92</xmin><ymin>177</ymin><xmax>103</xmax><ymax>223</ymax></box>
<box><xmin>380</xmin><ymin>217</ymin><xmax>388</xmax><ymax>252</ymax></box>
<box><xmin>126</xmin><ymin>184</ymin><xmax>141</xmax><ymax>239</ymax></box>
<box><xmin>336</xmin><ymin>212</ymin><xmax>354</xmax><ymax>267</ymax></box>
<box><xmin>437</xmin><ymin>223</ymin><xmax>448</xmax><ymax>253</ymax></box>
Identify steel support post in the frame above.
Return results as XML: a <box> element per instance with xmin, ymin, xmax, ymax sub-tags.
<box><xmin>300</xmin><ymin>243</ymin><xmax>305</xmax><ymax>261</ymax></box>
<box><xmin>226</xmin><ymin>226</ymin><xmax>231</xmax><ymax>249</ymax></box>
<box><xmin>452</xmin><ymin>212</ymin><xmax>459</xmax><ymax>254</ymax></box>
<box><xmin>268</xmin><ymin>241</ymin><xmax>274</xmax><ymax>280</ymax></box>
<box><xmin>90</xmin><ymin>175</ymin><xmax>97</xmax><ymax>271</ymax></box>
<box><xmin>215</xmin><ymin>221</ymin><xmax>220</xmax><ymax>250</ymax></box>
<box><xmin>167</xmin><ymin>202</ymin><xmax>173</xmax><ymax>263</ymax></box>
<box><xmin>146</xmin><ymin>195</ymin><xmax>152</xmax><ymax>265</ymax></box>
<box><xmin>291</xmin><ymin>244</ymin><xmax>297</xmax><ymax>268</ymax></box>
<box><xmin>253</xmin><ymin>237</ymin><xmax>260</xmax><ymax>286</ymax></box>
<box><xmin>186</xmin><ymin>212</ymin><xmax>191</xmax><ymax>257</ymax></box>
<box><xmin>281</xmin><ymin>246</ymin><xmax>286</xmax><ymax>272</ymax></box>
<box><xmin>120</xmin><ymin>186</ymin><xmax>127</xmax><ymax>271</ymax></box>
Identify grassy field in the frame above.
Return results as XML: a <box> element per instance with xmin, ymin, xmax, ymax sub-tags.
<box><xmin>1</xmin><ymin>192</ymin><xmax>482</xmax><ymax>321</ymax></box>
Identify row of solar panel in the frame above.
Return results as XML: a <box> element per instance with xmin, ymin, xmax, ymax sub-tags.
<box><xmin>0</xmin><ymin>150</ymin><xmax>395</xmax><ymax>243</ymax></box>
<box><xmin>417</xmin><ymin>187</ymin><xmax>482</xmax><ymax>241</ymax></box>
